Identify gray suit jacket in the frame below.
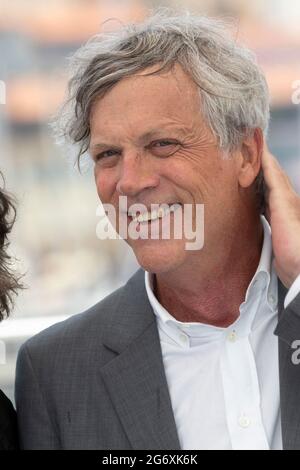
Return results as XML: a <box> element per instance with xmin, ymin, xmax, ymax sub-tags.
<box><xmin>15</xmin><ymin>268</ymin><xmax>300</xmax><ymax>450</ymax></box>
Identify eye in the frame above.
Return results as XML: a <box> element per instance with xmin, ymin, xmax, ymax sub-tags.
<box><xmin>149</xmin><ymin>140</ymin><xmax>180</xmax><ymax>157</ymax></box>
<box><xmin>96</xmin><ymin>149</ymin><xmax>117</xmax><ymax>160</ymax></box>
<box><xmin>94</xmin><ymin>149</ymin><xmax>120</xmax><ymax>162</ymax></box>
<box><xmin>155</xmin><ymin>140</ymin><xmax>172</xmax><ymax>146</ymax></box>
<box><xmin>153</xmin><ymin>140</ymin><xmax>175</xmax><ymax>147</ymax></box>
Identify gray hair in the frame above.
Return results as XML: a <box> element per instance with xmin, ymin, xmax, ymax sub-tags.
<box><xmin>56</xmin><ymin>8</ymin><xmax>269</xmax><ymax>210</ymax></box>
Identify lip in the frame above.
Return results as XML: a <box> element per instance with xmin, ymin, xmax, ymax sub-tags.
<box><xmin>127</xmin><ymin>202</ymin><xmax>182</xmax><ymax>219</ymax></box>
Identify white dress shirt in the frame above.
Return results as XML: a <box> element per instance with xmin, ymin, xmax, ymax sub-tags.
<box><xmin>145</xmin><ymin>216</ymin><xmax>300</xmax><ymax>450</ymax></box>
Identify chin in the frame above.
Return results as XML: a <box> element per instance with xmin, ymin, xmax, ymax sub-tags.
<box><xmin>129</xmin><ymin>238</ymin><xmax>187</xmax><ymax>274</ymax></box>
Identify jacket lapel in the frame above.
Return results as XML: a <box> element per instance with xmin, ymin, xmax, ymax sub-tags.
<box><xmin>275</xmin><ymin>280</ymin><xmax>300</xmax><ymax>450</ymax></box>
<box><xmin>100</xmin><ymin>269</ymin><xmax>181</xmax><ymax>450</ymax></box>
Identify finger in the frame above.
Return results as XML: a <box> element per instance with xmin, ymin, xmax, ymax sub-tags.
<box><xmin>261</xmin><ymin>144</ymin><xmax>292</xmax><ymax>191</ymax></box>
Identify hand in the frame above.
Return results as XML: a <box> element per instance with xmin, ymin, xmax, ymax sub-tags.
<box><xmin>262</xmin><ymin>144</ymin><xmax>300</xmax><ymax>288</ymax></box>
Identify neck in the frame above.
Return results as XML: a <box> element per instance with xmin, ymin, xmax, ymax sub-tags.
<box><xmin>154</xmin><ymin>215</ymin><xmax>264</xmax><ymax>328</ymax></box>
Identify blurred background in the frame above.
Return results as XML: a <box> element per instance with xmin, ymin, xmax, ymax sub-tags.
<box><xmin>0</xmin><ymin>0</ymin><xmax>299</xmax><ymax>401</ymax></box>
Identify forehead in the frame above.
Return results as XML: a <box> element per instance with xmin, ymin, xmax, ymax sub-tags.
<box><xmin>89</xmin><ymin>64</ymin><xmax>202</xmax><ymax>142</ymax></box>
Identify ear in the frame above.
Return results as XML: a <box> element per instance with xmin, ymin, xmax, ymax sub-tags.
<box><xmin>237</xmin><ymin>128</ymin><xmax>263</xmax><ymax>188</ymax></box>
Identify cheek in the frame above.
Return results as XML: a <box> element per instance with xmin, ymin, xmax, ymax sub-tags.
<box><xmin>94</xmin><ymin>169</ymin><xmax>116</xmax><ymax>203</ymax></box>
<box><xmin>95</xmin><ymin>175</ymin><xmax>112</xmax><ymax>203</ymax></box>
<box><xmin>175</xmin><ymin>155</ymin><xmax>237</xmax><ymax>207</ymax></box>
<box><xmin>168</xmin><ymin>153</ymin><xmax>215</xmax><ymax>197</ymax></box>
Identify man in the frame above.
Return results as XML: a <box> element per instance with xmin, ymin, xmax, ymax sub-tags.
<box><xmin>16</xmin><ymin>11</ymin><xmax>300</xmax><ymax>449</ymax></box>
<box><xmin>0</xmin><ymin>175</ymin><xmax>19</xmax><ymax>450</ymax></box>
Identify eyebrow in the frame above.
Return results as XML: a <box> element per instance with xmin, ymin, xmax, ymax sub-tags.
<box><xmin>89</xmin><ymin>127</ymin><xmax>187</xmax><ymax>151</ymax></box>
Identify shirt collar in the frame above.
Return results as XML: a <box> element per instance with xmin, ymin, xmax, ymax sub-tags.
<box><xmin>243</xmin><ymin>215</ymin><xmax>272</xmax><ymax>303</ymax></box>
<box><xmin>243</xmin><ymin>215</ymin><xmax>278</xmax><ymax>311</ymax></box>
<box><xmin>145</xmin><ymin>215</ymin><xmax>278</xmax><ymax>345</ymax></box>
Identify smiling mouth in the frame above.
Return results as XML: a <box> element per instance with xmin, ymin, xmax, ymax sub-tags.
<box><xmin>127</xmin><ymin>203</ymin><xmax>182</xmax><ymax>223</ymax></box>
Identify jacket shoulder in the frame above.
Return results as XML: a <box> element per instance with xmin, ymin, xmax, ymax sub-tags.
<box><xmin>18</xmin><ymin>269</ymin><xmax>144</xmax><ymax>357</ymax></box>
<box><xmin>20</xmin><ymin>283</ymin><xmax>125</xmax><ymax>353</ymax></box>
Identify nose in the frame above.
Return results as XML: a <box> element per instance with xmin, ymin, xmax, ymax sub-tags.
<box><xmin>116</xmin><ymin>152</ymin><xmax>160</xmax><ymax>197</ymax></box>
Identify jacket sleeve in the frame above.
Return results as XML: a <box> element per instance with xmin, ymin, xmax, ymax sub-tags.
<box><xmin>15</xmin><ymin>343</ymin><xmax>60</xmax><ymax>449</ymax></box>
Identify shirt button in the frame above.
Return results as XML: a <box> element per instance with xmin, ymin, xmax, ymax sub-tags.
<box><xmin>228</xmin><ymin>330</ymin><xmax>237</xmax><ymax>342</ymax></box>
<box><xmin>238</xmin><ymin>415</ymin><xmax>251</xmax><ymax>428</ymax></box>
<box><xmin>179</xmin><ymin>333</ymin><xmax>188</xmax><ymax>343</ymax></box>
<box><xmin>268</xmin><ymin>294</ymin><xmax>276</xmax><ymax>304</ymax></box>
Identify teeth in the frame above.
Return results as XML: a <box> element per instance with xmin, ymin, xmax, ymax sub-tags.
<box><xmin>130</xmin><ymin>204</ymin><xmax>180</xmax><ymax>223</ymax></box>
<box><xmin>150</xmin><ymin>209</ymin><xmax>158</xmax><ymax>220</ymax></box>
<box><xmin>170</xmin><ymin>203</ymin><xmax>181</xmax><ymax>213</ymax></box>
<box><xmin>157</xmin><ymin>208</ymin><xmax>163</xmax><ymax>218</ymax></box>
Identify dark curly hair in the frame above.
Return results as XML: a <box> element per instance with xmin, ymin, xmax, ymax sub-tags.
<box><xmin>0</xmin><ymin>174</ymin><xmax>21</xmax><ymax>321</ymax></box>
